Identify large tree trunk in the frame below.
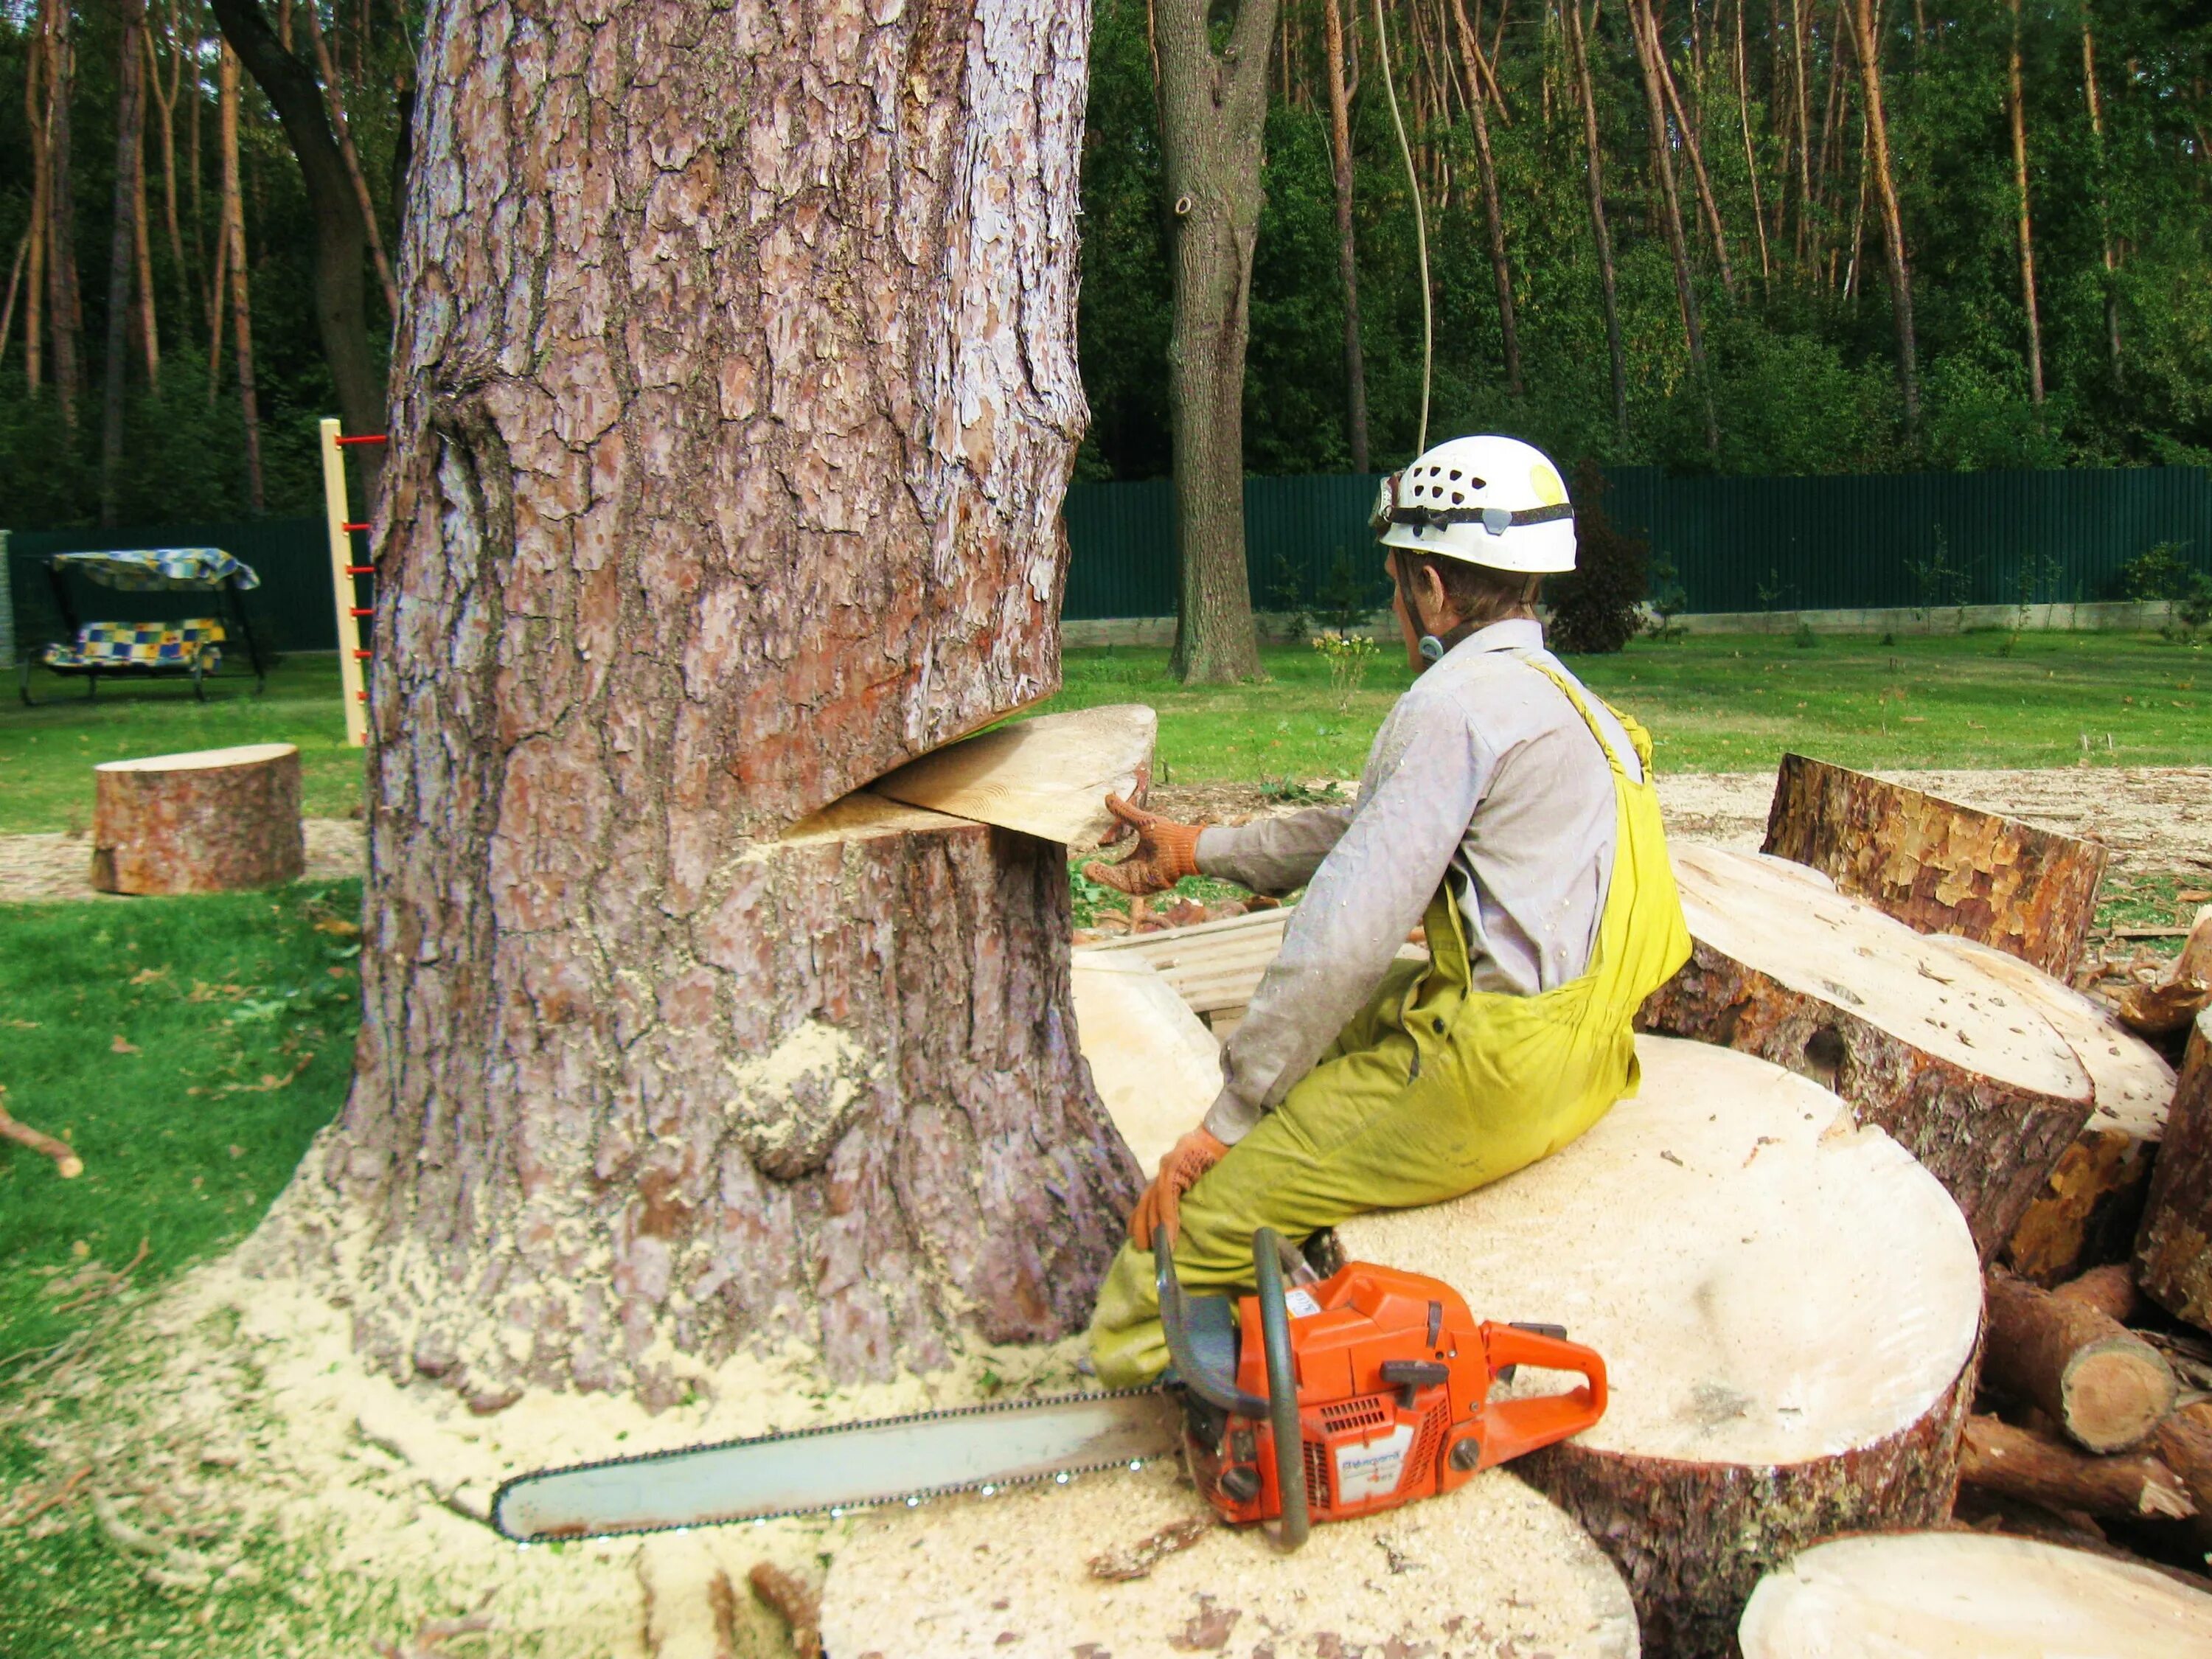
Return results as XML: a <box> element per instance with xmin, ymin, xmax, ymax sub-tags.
<box><xmin>1161</xmin><ymin>0</ymin><xmax>1275</xmax><ymax>685</ymax></box>
<box><xmin>1565</xmin><ymin>0</ymin><xmax>1630</xmax><ymax>441</ymax></box>
<box><xmin>1846</xmin><ymin>0</ymin><xmax>1919</xmax><ymax>435</ymax></box>
<box><xmin>296</xmin><ymin>0</ymin><xmax>1130</xmax><ymax>1409</ymax></box>
<box><xmin>1321</xmin><ymin>0</ymin><xmax>1370</xmax><ymax>473</ymax></box>
<box><xmin>100</xmin><ymin>0</ymin><xmax>150</xmax><ymax>526</ymax></box>
<box><xmin>2006</xmin><ymin>0</ymin><xmax>2044</xmax><ymax>405</ymax></box>
<box><xmin>1450</xmin><ymin>0</ymin><xmax>1522</xmax><ymax>397</ymax></box>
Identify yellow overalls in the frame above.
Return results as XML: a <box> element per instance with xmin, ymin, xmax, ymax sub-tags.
<box><xmin>1088</xmin><ymin>663</ymin><xmax>1692</xmax><ymax>1387</ymax></box>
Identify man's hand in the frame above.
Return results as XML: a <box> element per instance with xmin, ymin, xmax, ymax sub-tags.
<box><xmin>1083</xmin><ymin>795</ymin><xmax>1203</xmax><ymax>897</ymax></box>
<box><xmin>1128</xmin><ymin>1127</ymin><xmax>1229</xmax><ymax>1250</ymax></box>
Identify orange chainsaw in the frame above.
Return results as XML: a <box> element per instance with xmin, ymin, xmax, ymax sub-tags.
<box><xmin>490</xmin><ymin>1225</ymin><xmax>1605</xmax><ymax>1550</ymax></box>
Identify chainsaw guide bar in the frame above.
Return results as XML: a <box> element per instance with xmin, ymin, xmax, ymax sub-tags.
<box><xmin>489</xmin><ymin>1387</ymin><xmax>1180</xmax><ymax>1544</ymax></box>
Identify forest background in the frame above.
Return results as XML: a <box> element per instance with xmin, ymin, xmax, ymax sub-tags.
<box><xmin>0</xmin><ymin>0</ymin><xmax>2208</xmax><ymax>536</ymax></box>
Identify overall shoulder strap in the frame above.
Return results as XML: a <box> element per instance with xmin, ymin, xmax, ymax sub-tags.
<box><xmin>1512</xmin><ymin>653</ymin><xmax>1655</xmax><ymax>778</ymax></box>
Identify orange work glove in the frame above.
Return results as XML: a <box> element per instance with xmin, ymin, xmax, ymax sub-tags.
<box><xmin>1127</xmin><ymin>1127</ymin><xmax>1230</xmax><ymax>1250</ymax></box>
<box><xmin>1083</xmin><ymin>794</ymin><xmax>1204</xmax><ymax>897</ymax></box>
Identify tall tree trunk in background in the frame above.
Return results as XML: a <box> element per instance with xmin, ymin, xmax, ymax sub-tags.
<box><xmin>1566</xmin><ymin>0</ymin><xmax>1629</xmax><ymax>441</ymax></box>
<box><xmin>1451</xmin><ymin>0</ymin><xmax>1523</xmax><ymax>395</ymax></box>
<box><xmin>1736</xmin><ymin>0</ymin><xmax>1773</xmax><ymax>281</ymax></box>
<box><xmin>1160</xmin><ymin>0</ymin><xmax>1276</xmax><ymax>684</ymax></box>
<box><xmin>2081</xmin><ymin>5</ymin><xmax>2123</xmax><ymax>386</ymax></box>
<box><xmin>24</xmin><ymin>4</ymin><xmax>48</xmax><ymax>393</ymax></box>
<box><xmin>1787</xmin><ymin>0</ymin><xmax>1813</xmax><ymax>267</ymax></box>
<box><xmin>147</xmin><ymin>3</ymin><xmax>190</xmax><ymax>321</ymax></box>
<box><xmin>1652</xmin><ymin>2</ymin><xmax>1739</xmax><ymax>298</ymax></box>
<box><xmin>218</xmin><ymin>44</ymin><xmax>264</xmax><ymax>510</ymax></box>
<box><xmin>2005</xmin><ymin>0</ymin><xmax>2043</xmax><ymax>404</ymax></box>
<box><xmin>133</xmin><ymin>118</ymin><xmax>159</xmax><ymax>386</ymax></box>
<box><xmin>44</xmin><ymin>0</ymin><xmax>83</xmax><ymax>428</ymax></box>
<box><xmin>102</xmin><ymin>0</ymin><xmax>151</xmax><ymax>525</ymax></box>
<box><xmin>0</xmin><ymin>237</ymin><xmax>27</xmax><ymax>371</ymax></box>
<box><xmin>302</xmin><ymin>1</ymin><xmax>397</xmax><ymax>319</ymax></box>
<box><xmin>209</xmin><ymin>0</ymin><xmax>384</xmax><ymax>495</ymax></box>
<box><xmin>1322</xmin><ymin>0</ymin><xmax>1371</xmax><ymax>471</ymax></box>
<box><xmin>288</xmin><ymin>0</ymin><xmax>1130</xmax><ymax>1408</ymax></box>
<box><xmin>1848</xmin><ymin>0</ymin><xmax>1919</xmax><ymax>434</ymax></box>
<box><xmin>1629</xmin><ymin>0</ymin><xmax>1719</xmax><ymax>451</ymax></box>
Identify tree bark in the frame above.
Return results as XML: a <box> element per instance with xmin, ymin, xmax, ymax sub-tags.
<box><xmin>1761</xmin><ymin>755</ymin><xmax>2110</xmax><ymax>978</ymax></box>
<box><xmin>1958</xmin><ymin>1415</ymin><xmax>2194</xmax><ymax>1522</ymax></box>
<box><xmin>1160</xmin><ymin>0</ymin><xmax>1276</xmax><ymax>685</ymax></box>
<box><xmin>1846</xmin><ymin>0</ymin><xmax>1919</xmax><ymax>435</ymax></box>
<box><xmin>2052</xmin><ymin>1262</ymin><xmax>2143</xmax><ymax>1325</ymax></box>
<box><xmin>1628</xmin><ymin>0</ymin><xmax>1719</xmax><ymax>453</ymax></box>
<box><xmin>1983</xmin><ymin>1269</ymin><xmax>2175</xmax><ymax>1453</ymax></box>
<box><xmin>1566</xmin><ymin>0</ymin><xmax>1630</xmax><ymax>442</ymax></box>
<box><xmin>2006</xmin><ymin>0</ymin><xmax>2044</xmax><ymax>405</ymax></box>
<box><xmin>292</xmin><ymin>0</ymin><xmax>1128</xmax><ymax>1408</ymax></box>
<box><xmin>2137</xmin><ymin>1009</ymin><xmax>2212</xmax><ymax>1336</ymax></box>
<box><xmin>209</xmin><ymin>0</ymin><xmax>384</xmax><ymax>495</ymax></box>
<box><xmin>91</xmin><ymin>742</ymin><xmax>305</xmax><ymax>895</ymax></box>
<box><xmin>1321</xmin><ymin>0</ymin><xmax>1371</xmax><ymax>473</ymax></box>
<box><xmin>102</xmin><ymin>0</ymin><xmax>151</xmax><ymax>526</ymax></box>
<box><xmin>217</xmin><ymin>46</ymin><xmax>264</xmax><ymax>512</ymax></box>
<box><xmin>1450</xmin><ymin>0</ymin><xmax>1523</xmax><ymax>396</ymax></box>
<box><xmin>133</xmin><ymin>97</ymin><xmax>159</xmax><ymax>389</ymax></box>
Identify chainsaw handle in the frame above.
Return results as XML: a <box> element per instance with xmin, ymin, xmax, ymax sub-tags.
<box><xmin>1251</xmin><ymin>1227</ymin><xmax>1310</xmax><ymax>1553</ymax></box>
<box><xmin>1475</xmin><ymin>1323</ymin><xmax>1609</xmax><ymax>1470</ymax></box>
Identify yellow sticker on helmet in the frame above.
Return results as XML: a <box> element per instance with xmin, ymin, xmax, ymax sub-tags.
<box><xmin>1530</xmin><ymin>463</ymin><xmax>1568</xmax><ymax>507</ymax></box>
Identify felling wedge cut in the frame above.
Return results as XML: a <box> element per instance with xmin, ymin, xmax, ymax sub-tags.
<box><xmin>1068</xmin><ymin>954</ymin><xmax>1225</xmax><ymax>1173</ymax></box>
<box><xmin>1736</xmin><ymin>1531</ymin><xmax>2212</xmax><ymax>1658</ymax></box>
<box><xmin>867</xmin><ymin>704</ymin><xmax>1157</xmax><ymax>849</ymax></box>
<box><xmin>817</xmin><ymin>1458</ymin><xmax>1640</xmax><ymax>1659</ymax></box>
<box><xmin>1337</xmin><ymin>1037</ymin><xmax>1983</xmax><ymax>1659</ymax></box>
<box><xmin>1639</xmin><ymin>842</ymin><xmax>2096</xmax><ymax>1260</ymax></box>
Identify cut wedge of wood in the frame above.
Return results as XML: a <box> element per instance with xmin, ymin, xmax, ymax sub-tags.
<box><xmin>1737</xmin><ymin>1532</ymin><xmax>2212</xmax><ymax>1658</ymax></box>
<box><xmin>1069</xmin><ymin>956</ymin><xmax>1223</xmax><ymax>1174</ymax></box>
<box><xmin>1641</xmin><ymin>842</ymin><xmax>2096</xmax><ymax>1259</ymax></box>
<box><xmin>818</xmin><ymin>1460</ymin><xmax>1639</xmax><ymax>1659</ymax></box>
<box><xmin>1761</xmin><ymin>754</ymin><xmax>2110</xmax><ymax>976</ymax></box>
<box><xmin>869</xmin><ymin>705</ymin><xmax>1156</xmax><ymax>849</ymax></box>
<box><xmin>1338</xmin><ymin>1037</ymin><xmax>1982</xmax><ymax>1659</ymax></box>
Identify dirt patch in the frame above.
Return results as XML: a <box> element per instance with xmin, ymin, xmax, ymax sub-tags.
<box><xmin>0</xmin><ymin>818</ymin><xmax>364</xmax><ymax>903</ymax></box>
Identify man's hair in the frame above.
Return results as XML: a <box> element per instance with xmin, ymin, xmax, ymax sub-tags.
<box><xmin>1394</xmin><ymin>551</ymin><xmax>1543</xmax><ymax>629</ymax></box>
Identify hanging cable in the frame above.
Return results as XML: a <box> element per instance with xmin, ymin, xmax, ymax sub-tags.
<box><xmin>1373</xmin><ymin>0</ymin><xmax>1432</xmax><ymax>456</ymax></box>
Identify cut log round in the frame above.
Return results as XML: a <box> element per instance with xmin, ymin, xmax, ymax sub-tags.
<box><xmin>1939</xmin><ymin>936</ymin><xmax>2175</xmax><ymax>1285</ymax></box>
<box><xmin>1737</xmin><ymin>1531</ymin><xmax>2212</xmax><ymax>1658</ymax></box>
<box><xmin>1068</xmin><ymin>954</ymin><xmax>1223</xmax><ymax>1175</ymax></box>
<box><xmin>1337</xmin><ymin>1037</ymin><xmax>1983</xmax><ymax>1659</ymax></box>
<box><xmin>90</xmin><ymin>742</ymin><xmax>304</xmax><ymax>895</ymax></box>
<box><xmin>1958</xmin><ymin>1413</ymin><xmax>2194</xmax><ymax>1521</ymax></box>
<box><xmin>2137</xmin><ymin>1008</ymin><xmax>2212</xmax><ymax>1336</ymax></box>
<box><xmin>1640</xmin><ymin>843</ymin><xmax>2096</xmax><ymax>1259</ymax></box>
<box><xmin>869</xmin><ymin>705</ymin><xmax>1156</xmax><ymax>850</ymax></box>
<box><xmin>1761</xmin><ymin>754</ymin><xmax>2109</xmax><ymax>976</ymax></box>
<box><xmin>818</xmin><ymin>1458</ymin><xmax>1639</xmax><ymax>1659</ymax></box>
<box><xmin>1982</xmin><ymin>1270</ymin><xmax>2176</xmax><ymax>1453</ymax></box>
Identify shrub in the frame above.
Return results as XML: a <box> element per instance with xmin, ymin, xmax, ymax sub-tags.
<box><xmin>1545</xmin><ymin>460</ymin><xmax>1650</xmax><ymax>655</ymax></box>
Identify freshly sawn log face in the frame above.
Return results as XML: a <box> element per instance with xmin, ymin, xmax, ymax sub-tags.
<box><xmin>2136</xmin><ymin>1007</ymin><xmax>2212</xmax><ymax>1334</ymax></box>
<box><xmin>1737</xmin><ymin>1531</ymin><xmax>2212</xmax><ymax>1658</ymax></box>
<box><xmin>1982</xmin><ymin>1270</ymin><xmax>2176</xmax><ymax>1453</ymax></box>
<box><xmin>1641</xmin><ymin>844</ymin><xmax>2096</xmax><ymax>1260</ymax></box>
<box><xmin>1761</xmin><ymin>753</ymin><xmax>2109</xmax><ymax>975</ymax></box>
<box><xmin>90</xmin><ymin>742</ymin><xmax>304</xmax><ymax>894</ymax></box>
<box><xmin>1338</xmin><ymin>1037</ymin><xmax>1984</xmax><ymax>1659</ymax></box>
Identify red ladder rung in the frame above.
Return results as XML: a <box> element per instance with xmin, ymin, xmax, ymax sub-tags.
<box><xmin>352</xmin><ymin>650</ymin><xmax>372</xmax><ymax>661</ymax></box>
<box><xmin>355</xmin><ymin>691</ymin><xmax>368</xmax><ymax>700</ymax></box>
<box><xmin>349</xmin><ymin>608</ymin><xmax>373</xmax><ymax>618</ymax></box>
<box><xmin>335</xmin><ymin>434</ymin><xmax>388</xmax><ymax>447</ymax></box>
<box><xmin>341</xmin><ymin>521</ymin><xmax>371</xmax><ymax>533</ymax></box>
<box><xmin>344</xmin><ymin>564</ymin><xmax>375</xmax><ymax>576</ymax></box>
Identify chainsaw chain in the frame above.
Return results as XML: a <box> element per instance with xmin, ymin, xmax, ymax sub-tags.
<box><xmin>491</xmin><ymin>1385</ymin><xmax>1172</xmax><ymax>1545</ymax></box>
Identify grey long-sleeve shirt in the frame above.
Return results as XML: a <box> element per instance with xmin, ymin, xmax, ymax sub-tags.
<box><xmin>1192</xmin><ymin>618</ymin><xmax>1642</xmax><ymax>1144</ymax></box>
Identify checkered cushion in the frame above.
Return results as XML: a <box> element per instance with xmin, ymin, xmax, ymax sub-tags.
<box><xmin>43</xmin><ymin>618</ymin><xmax>225</xmax><ymax>669</ymax></box>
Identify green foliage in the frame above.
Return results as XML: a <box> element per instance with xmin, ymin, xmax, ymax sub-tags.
<box><xmin>2115</xmin><ymin>541</ymin><xmax>2201</xmax><ymax>602</ymax></box>
<box><xmin>1793</xmin><ymin>619</ymin><xmax>1819</xmax><ymax>650</ymax></box>
<box><xmin>1544</xmin><ymin>461</ymin><xmax>1649</xmax><ymax>654</ymax></box>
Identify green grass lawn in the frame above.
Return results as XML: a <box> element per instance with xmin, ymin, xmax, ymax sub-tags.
<box><xmin>3</xmin><ymin>656</ymin><xmax>360</xmax><ymax>835</ymax></box>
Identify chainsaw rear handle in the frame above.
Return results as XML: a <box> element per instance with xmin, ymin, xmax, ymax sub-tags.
<box><xmin>1152</xmin><ymin>1225</ymin><xmax>1310</xmax><ymax>1553</ymax></box>
<box><xmin>1472</xmin><ymin>1321</ymin><xmax>1609</xmax><ymax>1470</ymax></box>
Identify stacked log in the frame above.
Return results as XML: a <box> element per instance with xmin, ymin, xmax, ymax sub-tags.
<box><xmin>2118</xmin><ymin>905</ymin><xmax>2212</xmax><ymax>1038</ymax></box>
<box><xmin>1737</xmin><ymin>1532</ymin><xmax>2212</xmax><ymax>1656</ymax></box>
<box><xmin>90</xmin><ymin>742</ymin><xmax>304</xmax><ymax>894</ymax></box>
<box><xmin>1981</xmin><ymin>1270</ymin><xmax>2175</xmax><ymax>1453</ymax></box>
<box><xmin>1761</xmin><ymin>754</ymin><xmax>2108</xmax><ymax>975</ymax></box>
<box><xmin>2137</xmin><ymin>1006</ymin><xmax>2212</xmax><ymax>1335</ymax></box>
<box><xmin>1640</xmin><ymin>842</ymin><xmax>2096</xmax><ymax>1259</ymax></box>
<box><xmin>1337</xmin><ymin>1037</ymin><xmax>1983</xmax><ymax>1658</ymax></box>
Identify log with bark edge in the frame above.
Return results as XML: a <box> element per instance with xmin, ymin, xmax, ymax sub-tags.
<box><xmin>1982</xmin><ymin>1269</ymin><xmax>2176</xmax><ymax>1453</ymax></box>
<box><xmin>90</xmin><ymin>742</ymin><xmax>304</xmax><ymax>895</ymax></box>
<box><xmin>869</xmin><ymin>705</ymin><xmax>1156</xmax><ymax>851</ymax></box>
<box><xmin>1943</xmin><ymin>936</ymin><xmax>2175</xmax><ymax>1285</ymax></box>
<box><xmin>1761</xmin><ymin>754</ymin><xmax>2108</xmax><ymax>976</ymax></box>
<box><xmin>2052</xmin><ymin>1262</ymin><xmax>2144</xmax><ymax>1325</ymax></box>
<box><xmin>2137</xmin><ymin>1008</ymin><xmax>2212</xmax><ymax>1335</ymax></box>
<box><xmin>2153</xmin><ymin>1399</ymin><xmax>2212</xmax><ymax>1550</ymax></box>
<box><xmin>1639</xmin><ymin>842</ymin><xmax>2096</xmax><ymax>1260</ymax></box>
<box><xmin>818</xmin><ymin>1458</ymin><xmax>1638</xmax><ymax>1659</ymax></box>
<box><xmin>2119</xmin><ymin>903</ymin><xmax>2212</xmax><ymax>1037</ymax></box>
<box><xmin>1958</xmin><ymin>1413</ymin><xmax>2194</xmax><ymax>1521</ymax></box>
<box><xmin>1337</xmin><ymin>1037</ymin><xmax>1983</xmax><ymax>1659</ymax></box>
<box><xmin>0</xmin><ymin>1087</ymin><xmax>83</xmax><ymax>1179</ymax></box>
<box><xmin>1737</xmin><ymin>1531</ymin><xmax>2212</xmax><ymax>1658</ymax></box>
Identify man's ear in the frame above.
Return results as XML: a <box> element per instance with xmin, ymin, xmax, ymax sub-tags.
<box><xmin>1417</xmin><ymin>560</ymin><xmax>1453</xmax><ymax>630</ymax></box>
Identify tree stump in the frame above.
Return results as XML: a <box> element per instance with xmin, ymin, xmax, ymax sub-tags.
<box><xmin>2136</xmin><ymin>1007</ymin><xmax>2212</xmax><ymax>1336</ymax></box>
<box><xmin>1761</xmin><ymin>754</ymin><xmax>2108</xmax><ymax>977</ymax></box>
<box><xmin>817</xmin><ymin>1460</ymin><xmax>1639</xmax><ymax>1659</ymax></box>
<box><xmin>1933</xmin><ymin>937</ymin><xmax>2177</xmax><ymax>1286</ymax></box>
<box><xmin>1640</xmin><ymin>843</ymin><xmax>2097</xmax><ymax>1260</ymax></box>
<box><xmin>1337</xmin><ymin>1037</ymin><xmax>1983</xmax><ymax>1659</ymax></box>
<box><xmin>1737</xmin><ymin>1532</ymin><xmax>2212</xmax><ymax>1658</ymax></box>
<box><xmin>90</xmin><ymin>742</ymin><xmax>304</xmax><ymax>894</ymax></box>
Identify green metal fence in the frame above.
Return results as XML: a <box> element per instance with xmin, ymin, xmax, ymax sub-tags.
<box><xmin>7</xmin><ymin>518</ymin><xmax>334</xmax><ymax>657</ymax></box>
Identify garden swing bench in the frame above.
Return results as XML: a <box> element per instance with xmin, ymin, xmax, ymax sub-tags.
<box><xmin>19</xmin><ymin>547</ymin><xmax>269</xmax><ymax>706</ymax></box>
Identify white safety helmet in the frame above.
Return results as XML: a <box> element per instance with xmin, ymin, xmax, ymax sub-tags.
<box><xmin>1370</xmin><ymin>435</ymin><xmax>1576</xmax><ymax>574</ymax></box>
